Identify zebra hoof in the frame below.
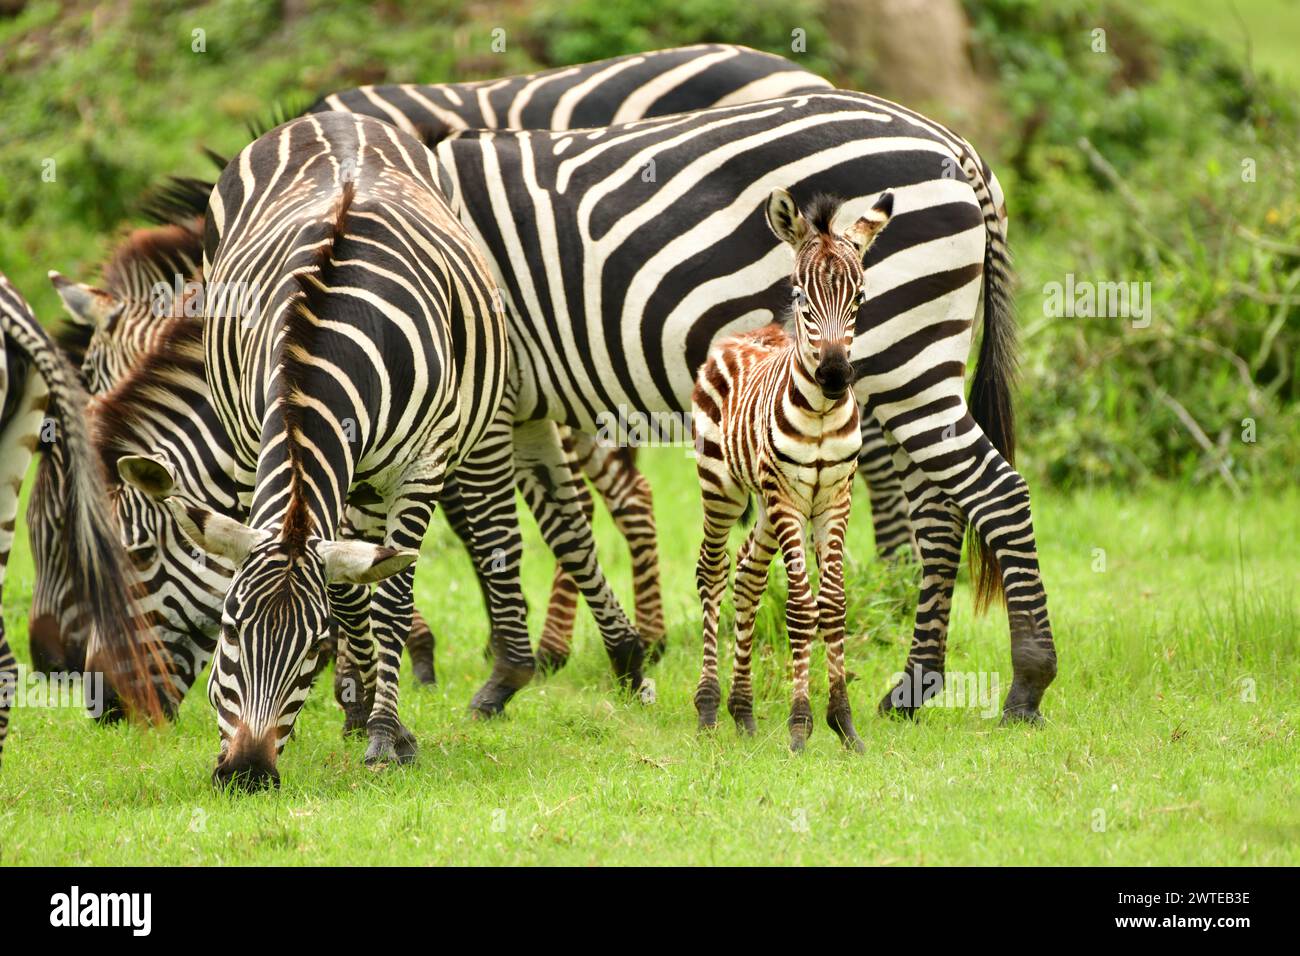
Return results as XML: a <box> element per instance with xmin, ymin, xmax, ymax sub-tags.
<box><xmin>535</xmin><ymin>647</ymin><xmax>570</xmax><ymax>675</ymax></box>
<box><xmin>469</xmin><ymin>661</ymin><xmax>533</xmax><ymax>719</ymax></box>
<box><xmin>733</xmin><ymin>714</ymin><xmax>757</xmax><ymax>736</ymax></box>
<box><xmin>999</xmin><ymin>707</ymin><xmax>1045</xmax><ymax>727</ymax></box>
<box><xmin>694</xmin><ymin>677</ymin><xmax>720</xmax><ymax>730</ymax></box>
<box><xmin>608</xmin><ymin>635</ymin><xmax>644</xmax><ymax>690</ymax></box>
<box><xmin>394</xmin><ymin>723</ymin><xmax>418</xmax><ymax>763</ymax></box>
<box><xmin>410</xmin><ymin>662</ymin><xmax>437</xmax><ymax>687</ymax></box>
<box><xmin>878</xmin><ymin>667</ymin><xmax>943</xmax><ymax>719</ymax></box>
<box><xmin>643</xmin><ymin>637</ymin><xmax>667</xmax><ymax>666</ymax></box>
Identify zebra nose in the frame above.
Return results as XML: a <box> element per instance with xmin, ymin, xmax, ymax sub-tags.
<box><xmin>212</xmin><ymin>725</ymin><xmax>280</xmax><ymax>792</ymax></box>
<box><xmin>81</xmin><ymin>645</ymin><xmax>127</xmax><ymax>723</ymax></box>
<box><xmin>27</xmin><ymin>614</ymin><xmax>68</xmax><ymax>674</ymax></box>
<box><xmin>815</xmin><ymin>349</ymin><xmax>853</xmax><ymax>396</ymax></box>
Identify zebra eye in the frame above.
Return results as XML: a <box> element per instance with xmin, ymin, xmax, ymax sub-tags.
<box><xmin>855</xmin><ymin>288</ymin><xmax>868</xmax><ymax>306</ymax></box>
<box><xmin>791</xmin><ymin>287</ymin><xmax>807</xmax><ymax>308</ymax></box>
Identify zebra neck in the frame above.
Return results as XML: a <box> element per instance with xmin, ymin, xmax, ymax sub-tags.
<box><xmin>248</xmin><ymin>434</ymin><xmax>352</xmax><ymax>542</ymax></box>
<box><xmin>784</xmin><ymin>352</ymin><xmax>844</xmax><ymax>417</ymax></box>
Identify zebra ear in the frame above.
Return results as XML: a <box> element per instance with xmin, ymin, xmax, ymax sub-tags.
<box><xmin>315</xmin><ymin>539</ymin><xmax>418</xmax><ymax>586</ymax></box>
<box><xmin>844</xmin><ymin>191</ymin><xmax>894</xmax><ymax>261</ymax></box>
<box><xmin>765</xmin><ymin>188</ymin><xmax>808</xmax><ymax>248</ymax></box>
<box><xmin>49</xmin><ymin>271</ymin><xmax>120</xmax><ymax>330</ymax></box>
<box><xmin>117</xmin><ymin>454</ymin><xmax>177</xmax><ymax>499</ymax></box>
<box><xmin>163</xmin><ymin>497</ymin><xmax>268</xmax><ymax>565</ymax></box>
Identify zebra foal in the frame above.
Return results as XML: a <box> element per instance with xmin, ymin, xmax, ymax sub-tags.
<box><xmin>691</xmin><ymin>190</ymin><xmax>892</xmax><ymax>753</ymax></box>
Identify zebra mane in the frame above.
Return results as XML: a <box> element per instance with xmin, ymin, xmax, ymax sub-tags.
<box><xmin>276</xmin><ymin>179</ymin><xmax>356</xmax><ymax>554</ymax></box>
<box><xmin>137</xmin><ymin>176</ymin><xmax>213</xmax><ymax>227</ymax></box>
<box><xmin>805</xmin><ymin>193</ymin><xmax>848</xmax><ymax>236</ymax></box>
<box><xmin>91</xmin><ymin>316</ymin><xmax>205</xmax><ymax>481</ymax></box>
<box><xmin>98</xmin><ymin>219</ymin><xmax>205</xmax><ymax>315</ymax></box>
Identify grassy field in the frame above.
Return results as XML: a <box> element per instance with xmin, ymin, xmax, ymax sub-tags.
<box><xmin>1</xmin><ymin>451</ymin><xmax>1295</xmax><ymax>866</ymax></box>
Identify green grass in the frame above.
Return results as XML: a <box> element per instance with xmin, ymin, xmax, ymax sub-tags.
<box><xmin>1</xmin><ymin>452</ymin><xmax>1296</xmax><ymax>865</ymax></box>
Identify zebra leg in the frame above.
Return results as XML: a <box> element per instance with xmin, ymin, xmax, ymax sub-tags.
<box><xmin>815</xmin><ymin>489</ymin><xmax>864</xmax><ymax>753</ymax></box>
<box><xmin>857</xmin><ymin>414</ymin><xmax>917</xmax><ymax>561</ymax></box>
<box><xmin>436</xmin><ymin>477</ymin><xmax>497</xmax><ymax>663</ymax></box>
<box><xmin>885</xmin><ymin>412</ymin><xmax>1057</xmax><ymax>724</ymax></box>
<box><xmin>513</xmin><ymin>419</ymin><xmax>643</xmax><ymax>691</ymax></box>
<box><xmin>406</xmin><ymin>612</ymin><xmax>436</xmax><ymax>686</ymax></box>
<box><xmin>365</xmin><ymin>474</ymin><xmax>446</xmax><ymax>766</ymax></box>
<box><xmin>456</xmin><ymin>408</ymin><xmax>537</xmax><ymax>719</ymax></box>
<box><xmin>878</xmin><ymin>453</ymin><xmax>965</xmax><ymax>718</ymax></box>
<box><xmin>773</xmin><ymin>508</ymin><xmax>817</xmax><ymax>752</ymax></box>
<box><xmin>535</xmin><ymin>439</ymin><xmax>595</xmax><ymax>671</ymax></box>
<box><xmin>695</xmin><ymin>488</ymin><xmax>745</xmax><ymax>731</ymax></box>
<box><xmin>946</xmin><ymin>441</ymin><xmax>1057</xmax><ymax>725</ymax></box>
<box><xmin>329</xmin><ymin>583</ymin><xmax>376</xmax><ymax>737</ymax></box>
<box><xmin>570</xmin><ymin>432</ymin><xmax>667</xmax><ymax>662</ymax></box>
<box><xmin>728</xmin><ymin>510</ymin><xmax>775</xmax><ymax>736</ymax></box>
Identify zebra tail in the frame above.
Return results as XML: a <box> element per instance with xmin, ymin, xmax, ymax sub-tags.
<box><xmin>0</xmin><ymin>298</ymin><xmax>169</xmax><ymax>721</ymax></box>
<box><xmin>967</xmin><ymin>211</ymin><xmax>1018</xmax><ymax>615</ymax></box>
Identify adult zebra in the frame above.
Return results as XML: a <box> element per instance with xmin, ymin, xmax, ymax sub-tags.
<box><xmin>128</xmin><ymin>111</ymin><xmax>520</xmax><ymax>786</ymax></box>
<box><xmin>0</xmin><ymin>273</ymin><xmax>165</xmax><ymax>767</ymax></box>
<box><xmin>430</xmin><ymin>89</ymin><xmax>1058</xmax><ymax>723</ymax></box>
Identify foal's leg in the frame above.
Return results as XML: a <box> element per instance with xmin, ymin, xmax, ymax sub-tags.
<box><xmin>772</xmin><ymin>507</ymin><xmax>817</xmax><ymax>752</ymax></box>
<box><xmin>814</xmin><ymin>488</ymin><xmax>864</xmax><ymax>752</ymax></box>
<box><xmin>694</xmin><ymin>485</ymin><xmax>746</xmax><ymax>731</ymax></box>
<box><xmin>728</xmin><ymin>510</ymin><xmax>775</xmax><ymax>735</ymax></box>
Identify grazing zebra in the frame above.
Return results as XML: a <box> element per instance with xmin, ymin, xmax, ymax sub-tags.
<box><xmin>692</xmin><ymin>190</ymin><xmax>892</xmax><ymax>752</ymax></box>
<box><xmin>431</xmin><ymin>88</ymin><xmax>1058</xmax><ymax>723</ymax></box>
<box><xmin>27</xmin><ymin>216</ymin><xmax>205</xmax><ymax>681</ymax></box>
<box><xmin>125</xmin><ymin>111</ymin><xmax>516</xmax><ymax>787</ymax></box>
<box><xmin>0</xmin><ymin>273</ymin><xmax>165</xmax><ymax>766</ymax></box>
<box><xmin>38</xmin><ymin>211</ymin><xmax>444</xmax><ymax>725</ymax></box>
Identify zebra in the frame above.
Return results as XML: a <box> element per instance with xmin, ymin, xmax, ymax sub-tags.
<box><xmin>118</xmin><ymin>111</ymin><xmax>518</xmax><ymax>787</ymax></box>
<box><xmin>0</xmin><ymin>272</ymin><xmax>166</xmax><ymax>766</ymax></box>
<box><xmin>430</xmin><ymin>87</ymin><xmax>1059</xmax><ymax>724</ymax></box>
<box><xmin>27</xmin><ymin>215</ymin><xmax>205</xmax><ymax>683</ymax></box>
<box><xmin>40</xmin><ymin>209</ymin><xmax>446</xmax><ymax>724</ymax></box>
<box><xmin>692</xmin><ymin>190</ymin><xmax>892</xmax><ymax>752</ymax></box>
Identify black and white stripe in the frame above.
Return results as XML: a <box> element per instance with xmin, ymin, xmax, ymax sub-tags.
<box><xmin>148</xmin><ymin>112</ymin><xmax>514</xmax><ymax>787</ymax></box>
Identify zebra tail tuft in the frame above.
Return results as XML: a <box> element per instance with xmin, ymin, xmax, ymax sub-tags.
<box><xmin>1</xmin><ymin>295</ymin><xmax>170</xmax><ymax>721</ymax></box>
<box><xmin>967</xmin><ymin>215</ymin><xmax>1018</xmax><ymax>615</ymax></box>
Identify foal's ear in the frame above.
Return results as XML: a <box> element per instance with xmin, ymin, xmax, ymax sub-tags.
<box><xmin>117</xmin><ymin>454</ymin><xmax>177</xmax><ymax>500</ymax></box>
<box><xmin>844</xmin><ymin>191</ymin><xmax>894</xmax><ymax>261</ymax></box>
<box><xmin>766</xmin><ymin>188</ymin><xmax>809</xmax><ymax>248</ymax></box>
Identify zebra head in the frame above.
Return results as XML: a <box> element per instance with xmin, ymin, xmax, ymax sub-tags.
<box><xmin>765</xmin><ymin>189</ymin><xmax>894</xmax><ymax>400</ymax></box>
<box><xmin>126</xmin><ymin>471</ymin><xmax>415</xmax><ymax>791</ymax></box>
<box><xmin>49</xmin><ymin>220</ymin><xmax>203</xmax><ymax>394</ymax></box>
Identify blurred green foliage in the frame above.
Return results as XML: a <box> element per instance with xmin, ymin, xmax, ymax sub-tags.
<box><xmin>965</xmin><ymin>0</ymin><xmax>1300</xmax><ymax>489</ymax></box>
<box><xmin>0</xmin><ymin>0</ymin><xmax>1296</xmax><ymax>490</ymax></box>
